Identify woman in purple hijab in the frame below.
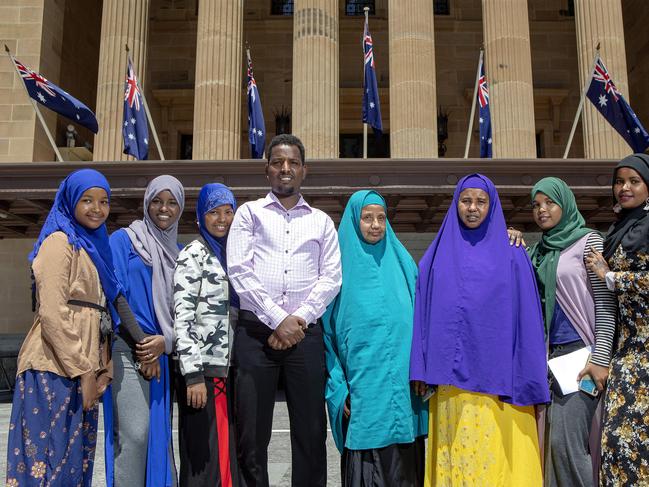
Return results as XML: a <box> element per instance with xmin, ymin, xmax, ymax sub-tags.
<box><xmin>410</xmin><ymin>174</ymin><xmax>549</xmax><ymax>486</ymax></box>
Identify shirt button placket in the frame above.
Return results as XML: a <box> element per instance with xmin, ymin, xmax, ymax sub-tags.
<box><xmin>283</xmin><ymin>212</ymin><xmax>290</xmax><ymax>306</ymax></box>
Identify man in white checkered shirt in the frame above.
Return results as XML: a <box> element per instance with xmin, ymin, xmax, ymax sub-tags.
<box><xmin>227</xmin><ymin>134</ymin><xmax>342</xmax><ymax>487</ymax></box>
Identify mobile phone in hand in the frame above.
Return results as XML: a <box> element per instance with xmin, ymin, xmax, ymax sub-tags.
<box><xmin>422</xmin><ymin>386</ymin><xmax>437</xmax><ymax>402</ymax></box>
<box><xmin>578</xmin><ymin>375</ymin><xmax>599</xmax><ymax>397</ymax></box>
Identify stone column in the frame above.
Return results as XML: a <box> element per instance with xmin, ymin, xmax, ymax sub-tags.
<box><xmin>94</xmin><ymin>0</ymin><xmax>150</xmax><ymax>161</ymax></box>
<box><xmin>574</xmin><ymin>0</ymin><xmax>629</xmax><ymax>158</ymax></box>
<box><xmin>388</xmin><ymin>1</ymin><xmax>437</xmax><ymax>158</ymax></box>
<box><xmin>482</xmin><ymin>0</ymin><xmax>536</xmax><ymax>158</ymax></box>
<box><xmin>192</xmin><ymin>0</ymin><xmax>244</xmax><ymax>160</ymax></box>
<box><xmin>292</xmin><ymin>0</ymin><xmax>339</xmax><ymax>159</ymax></box>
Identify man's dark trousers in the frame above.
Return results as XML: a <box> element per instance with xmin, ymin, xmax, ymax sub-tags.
<box><xmin>232</xmin><ymin>311</ymin><xmax>327</xmax><ymax>487</ymax></box>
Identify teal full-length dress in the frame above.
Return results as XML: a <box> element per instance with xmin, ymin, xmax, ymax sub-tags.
<box><xmin>323</xmin><ymin>190</ymin><xmax>428</xmax><ymax>486</ymax></box>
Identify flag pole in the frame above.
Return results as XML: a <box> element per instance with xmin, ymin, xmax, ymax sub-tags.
<box><xmin>125</xmin><ymin>44</ymin><xmax>165</xmax><ymax>160</ymax></box>
<box><xmin>246</xmin><ymin>45</ymin><xmax>253</xmax><ymax>157</ymax></box>
<box><xmin>563</xmin><ymin>43</ymin><xmax>601</xmax><ymax>159</ymax></box>
<box><xmin>363</xmin><ymin>124</ymin><xmax>368</xmax><ymax>159</ymax></box>
<box><xmin>362</xmin><ymin>7</ymin><xmax>370</xmax><ymax>159</ymax></box>
<box><xmin>5</xmin><ymin>45</ymin><xmax>64</xmax><ymax>162</ymax></box>
<box><xmin>464</xmin><ymin>48</ymin><xmax>483</xmax><ymax>159</ymax></box>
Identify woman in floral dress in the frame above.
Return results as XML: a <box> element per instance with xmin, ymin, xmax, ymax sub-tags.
<box><xmin>586</xmin><ymin>153</ymin><xmax>649</xmax><ymax>486</ymax></box>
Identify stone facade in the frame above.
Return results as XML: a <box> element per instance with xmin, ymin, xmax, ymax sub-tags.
<box><xmin>0</xmin><ymin>238</ymin><xmax>35</xmax><ymax>333</ymax></box>
<box><xmin>2</xmin><ymin>0</ymin><xmax>648</xmax><ymax>162</ymax></box>
<box><xmin>1</xmin><ymin>1</ymin><xmax>58</xmax><ymax>162</ymax></box>
<box><xmin>624</xmin><ymin>0</ymin><xmax>649</xmax><ymax>124</ymax></box>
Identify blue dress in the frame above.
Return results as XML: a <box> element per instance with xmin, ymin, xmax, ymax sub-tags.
<box><xmin>103</xmin><ymin>229</ymin><xmax>174</xmax><ymax>487</ymax></box>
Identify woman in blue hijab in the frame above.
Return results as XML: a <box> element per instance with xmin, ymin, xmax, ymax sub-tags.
<box><xmin>323</xmin><ymin>190</ymin><xmax>427</xmax><ymax>486</ymax></box>
<box><xmin>5</xmin><ymin>169</ymin><xmax>141</xmax><ymax>487</ymax></box>
<box><xmin>410</xmin><ymin>174</ymin><xmax>549</xmax><ymax>486</ymax></box>
<box><xmin>173</xmin><ymin>183</ymin><xmax>239</xmax><ymax>486</ymax></box>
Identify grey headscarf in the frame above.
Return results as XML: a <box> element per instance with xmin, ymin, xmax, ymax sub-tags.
<box><xmin>125</xmin><ymin>175</ymin><xmax>185</xmax><ymax>354</ymax></box>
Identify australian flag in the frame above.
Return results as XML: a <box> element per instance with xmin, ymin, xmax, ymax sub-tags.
<box><xmin>586</xmin><ymin>55</ymin><xmax>649</xmax><ymax>153</ymax></box>
<box><xmin>13</xmin><ymin>57</ymin><xmax>98</xmax><ymax>133</ymax></box>
<box><xmin>123</xmin><ymin>58</ymin><xmax>149</xmax><ymax>160</ymax></box>
<box><xmin>362</xmin><ymin>16</ymin><xmax>382</xmax><ymax>133</ymax></box>
<box><xmin>247</xmin><ymin>54</ymin><xmax>265</xmax><ymax>159</ymax></box>
<box><xmin>477</xmin><ymin>56</ymin><xmax>492</xmax><ymax>158</ymax></box>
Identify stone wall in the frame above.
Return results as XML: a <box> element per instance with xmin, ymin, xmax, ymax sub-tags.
<box><xmin>0</xmin><ymin>0</ymin><xmax>100</xmax><ymax>162</ymax></box>
<box><xmin>529</xmin><ymin>2</ymin><xmax>583</xmax><ymax>158</ymax></box>
<box><xmin>31</xmin><ymin>0</ymin><xmax>65</xmax><ymax>161</ymax></box>
<box><xmin>0</xmin><ymin>0</ymin><xmax>49</xmax><ymax>163</ymax></box>
<box><xmin>54</xmin><ymin>0</ymin><xmax>101</xmax><ymax>151</ymax></box>
<box><xmin>624</xmin><ymin>0</ymin><xmax>649</xmax><ymax>128</ymax></box>
<box><xmin>0</xmin><ymin>238</ymin><xmax>35</xmax><ymax>334</ymax></box>
<box><xmin>2</xmin><ymin>0</ymin><xmax>649</xmax><ymax>162</ymax></box>
<box><xmin>144</xmin><ymin>0</ymin><xmax>596</xmax><ymax>160</ymax></box>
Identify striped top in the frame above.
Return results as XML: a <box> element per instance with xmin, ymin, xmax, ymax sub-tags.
<box><xmin>583</xmin><ymin>232</ymin><xmax>617</xmax><ymax>366</ymax></box>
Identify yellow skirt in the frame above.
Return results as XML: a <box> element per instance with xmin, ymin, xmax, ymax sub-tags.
<box><xmin>424</xmin><ymin>385</ymin><xmax>542</xmax><ymax>487</ymax></box>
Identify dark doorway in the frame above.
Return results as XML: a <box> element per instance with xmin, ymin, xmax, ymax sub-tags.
<box><xmin>340</xmin><ymin>133</ymin><xmax>390</xmax><ymax>158</ymax></box>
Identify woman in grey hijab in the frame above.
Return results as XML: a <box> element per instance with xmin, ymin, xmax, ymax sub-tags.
<box><xmin>105</xmin><ymin>175</ymin><xmax>184</xmax><ymax>487</ymax></box>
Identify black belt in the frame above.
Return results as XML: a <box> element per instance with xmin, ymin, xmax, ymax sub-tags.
<box><xmin>239</xmin><ymin>309</ymin><xmax>320</xmax><ymax>328</ymax></box>
<box><xmin>68</xmin><ymin>299</ymin><xmax>112</xmax><ymax>339</ymax></box>
<box><xmin>67</xmin><ymin>299</ymin><xmax>107</xmax><ymax>313</ymax></box>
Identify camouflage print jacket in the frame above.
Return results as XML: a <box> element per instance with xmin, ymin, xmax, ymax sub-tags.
<box><xmin>173</xmin><ymin>238</ymin><xmax>230</xmax><ymax>385</ymax></box>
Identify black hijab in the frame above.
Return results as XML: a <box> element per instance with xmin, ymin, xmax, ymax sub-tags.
<box><xmin>603</xmin><ymin>153</ymin><xmax>649</xmax><ymax>259</ymax></box>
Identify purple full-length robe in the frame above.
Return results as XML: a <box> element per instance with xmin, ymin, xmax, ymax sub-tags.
<box><xmin>410</xmin><ymin>174</ymin><xmax>549</xmax><ymax>406</ymax></box>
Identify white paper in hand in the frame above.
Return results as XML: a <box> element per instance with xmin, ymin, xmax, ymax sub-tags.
<box><xmin>547</xmin><ymin>346</ymin><xmax>592</xmax><ymax>395</ymax></box>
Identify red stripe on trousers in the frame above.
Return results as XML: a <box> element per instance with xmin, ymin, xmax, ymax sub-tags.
<box><xmin>214</xmin><ymin>378</ymin><xmax>232</xmax><ymax>487</ymax></box>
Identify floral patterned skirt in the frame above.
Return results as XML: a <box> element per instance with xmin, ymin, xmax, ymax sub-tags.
<box><xmin>5</xmin><ymin>370</ymin><xmax>99</xmax><ymax>487</ymax></box>
<box><xmin>424</xmin><ymin>385</ymin><xmax>543</xmax><ymax>487</ymax></box>
<box><xmin>600</xmin><ymin>345</ymin><xmax>649</xmax><ymax>486</ymax></box>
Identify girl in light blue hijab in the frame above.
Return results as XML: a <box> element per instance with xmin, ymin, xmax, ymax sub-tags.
<box><xmin>323</xmin><ymin>190</ymin><xmax>427</xmax><ymax>487</ymax></box>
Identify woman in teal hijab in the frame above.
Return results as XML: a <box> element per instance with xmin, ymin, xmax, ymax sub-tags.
<box><xmin>528</xmin><ymin>177</ymin><xmax>617</xmax><ymax>486</ymax></box>
<box><xmin>323</xmin><ymin>190</ymin><xmax>427</xmax><ymax>486</ymax></box>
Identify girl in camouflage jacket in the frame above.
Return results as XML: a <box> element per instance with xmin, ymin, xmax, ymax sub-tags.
<box><xmin>173</xmin><ymin>183</ymin><xmax>238</xmax><ymax>487</ymax></box>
